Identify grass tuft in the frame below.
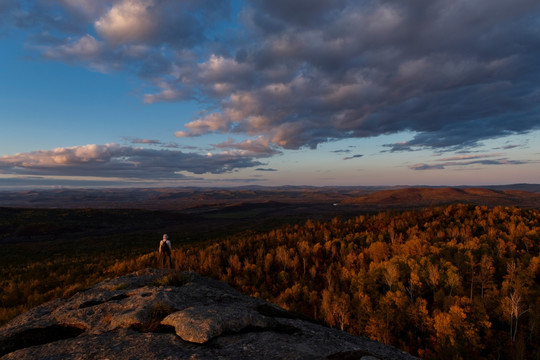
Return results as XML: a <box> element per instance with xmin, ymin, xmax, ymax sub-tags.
<box><xmin>152</xmin><ymin>272</ymin><xmax>188</xmax><ymax>287</ymax></box>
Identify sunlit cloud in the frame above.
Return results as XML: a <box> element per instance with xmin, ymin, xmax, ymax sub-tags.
<box><xmin>0</xmin><ymin>144</ymin><xmax>267</xmax><ymax>179</ymax></box>
<box><xmin>212</xmin><ymin>137</ymin><xmax>281</xmax><ymax>156</ymax></box>
<box><xmin>95</xmin><ymin>0</ymin><xmax>156</xmax><ymax>44</ymax></box>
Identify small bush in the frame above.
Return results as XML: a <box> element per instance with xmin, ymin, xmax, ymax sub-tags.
<box><xmin>112</xmin><ymin>283</ymin><xmax>130</xmax><ymax>291</ymax></box>
<box><xmin>129</xmin><ymin>302</ymin><xmax>178</xmax><ymax>333</ymax></box>
<box><xmin>150</xmin><ymin>302</ymin><xmax>177</xmax><ymax>320</ymax></box>
<box><xmin>152</xmin><ymin>272</ymin><xmax>188</xmax><ymax>287</ymax></box>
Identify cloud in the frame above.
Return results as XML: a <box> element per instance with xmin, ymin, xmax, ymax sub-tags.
<box><xmin>43</xmin><ymin>34</ymin><xmax>103</xmax><ymax>61</ymax></box>
<box><xmin>10</xmin><ymin>0</ymin><xmax>540</xmax><ymax>152</ymax></box>
<box><xmin>255</xmin><ymin>168</ymin><xmax>277</xmax><ymax>172</ymax></box>
<box><xmin>93</xmin><ymin>0</ymin><xmax>223</xmax><ymax>46</ymax></box>
<box><xmin>129</xmin><ymin>138</ymin><xmax>161</xmax><ymax>145</ymax></box>
<box><xmin>132</xmin><ymin>139</ymin><xmax>160</xmax><ymax>145</ymax></box>
<box><xmin>5</xmin><ymin>0</ymin><xmax>111</xmax><ymax>36</ymax></box>
<box><xmin>0</xmin><ymin>0</ymin><xmax>19</xmax><ymax>30</ymax></box>
<box><xmin>124</xmin><ymin>138</ymin><xmax>180</xmax><ymax>149</ymax></box>
<box><xmin>343</xmin><ymin>154</ymin><xmax>363</xmax><ymax>160</ymax></box>
<box><xmin>179</xmin><ymin>0</ymin><xmax>540</xmax><ymax>150</ymax></box>
<box><xmin>435</xmin><ymin>154</ymin><xmax>502</xmax><ymax>162</ymax></box>
<box><xmin>494</xmin><ymin>144</ymin><xmax>522</xmax><ymax>150</ymax></box>
<box><xmin>94</xmin><ymin>0</ymin><xmax>157</xmax><ymax>44</ymax></box>
<box><xmin>0</xmin><ymin>144</ymin><xmax>266</xmax><ymax>179</ymax></box>
<box><xmin>198</xmin><ymin>55</ymin><xmax>254</xmax><ymax>93</ymax></box>
<box><xmin>212</xmin><ymin>137</ymin><xmax>281</xmax><ymax>156</ymax></box>
<box><xmin>409</xmin><ymin>163</ymin><xmax>446</xmax><ymax>171</ymax></box>
<box><xmin>409</xmin><ymin>158</ymin><xmax>531</xmax><ymax>171</ymax></box>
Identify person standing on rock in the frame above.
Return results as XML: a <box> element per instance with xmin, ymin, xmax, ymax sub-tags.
<box><xmin>158</xmin><ymin>234</ymin><xmax>172</xmax><ymax>268</ymax></box>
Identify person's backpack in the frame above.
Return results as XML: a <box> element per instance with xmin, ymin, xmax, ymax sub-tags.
<box><xmin>160</xmin><ymin>241</ymin><xmax>171</xmax><ymax>255</ymax></box>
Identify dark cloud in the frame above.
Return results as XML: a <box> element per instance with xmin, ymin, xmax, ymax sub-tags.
<box><xmin>255</xmin><ymin>168</ymin><xmax>277</xmax><ymax>172</ymax></box>
<box><xmin>408</xmin><ymin>163</ymin><xmax>445</xmax><ymax>171</ymax></box>
<box><xmin>343</xmin><ymin>154</ymin><xmax>363</xmax><ymax>160</ymax></box>
<box><xmin>0</xmin><ymin>176</ymin><xmax>188</xmax><ymax>189</ymax></box>
<box><xmin>0</xmin><ymin>0</ymin><xmax>21</xmax><ymax>33</ymax></box>
<box><xmin>124</xmin><ymin>138</ymin><xmax>181</xmax><ymax>149</ymax></box>
<box><xmin>495</xmin><ymin>144</ymin><xmax>522</xmax><ymax>150</ymax></box>
<box><xmin>247</xmin><ymin>0</ymin><xmax>348</xmax><ymax>29</ymax></box>
<box><xmin>179</xmin><ymin>0</ymin><xmax>540</xmax><ymax>151</ymax></box>
<box><xmin>435</xmin><ymin>154</ymin><xmax>502</xmax><ymax>162</ymax></box>
<box><xmin>409</xmin><ymin>157</ymin><xmax>531</xmax><ymax>171</ymax></box>
<box><xmin>130</xmin><ymin>138</ymin><xmax>161</xmax><ymax>145</ymax></box>
<box><xmin>9</xmin><ymin>0</ymin><xmax>110</xmax><ymax>35</ymax></box>
<box><xmin>10</xmin><ymin>0</ymin><xmax>540</xmax><ymax>152</ymax></box>
<box><xmin>0</xmin><ymin>144</ymin><xmax>265</xmax><ymax>179</ymax></box>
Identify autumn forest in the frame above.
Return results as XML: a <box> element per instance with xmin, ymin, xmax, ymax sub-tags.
<box><xmin>170</xmin><ymin>204</ymin><xmax>540</xmax><ymax>359</ymax></box>
<box><xmin>1</xmin><ymin>203</ymin><xmax>539</xmax><ymax>359</ymax></box>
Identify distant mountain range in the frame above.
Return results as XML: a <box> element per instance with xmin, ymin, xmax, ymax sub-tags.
<box><xmin>341</xmin><ymin>186</ymin><xmax>540</xmax><ymax>209</ymax></box>
<box><xmin>0</xmin><ymin>184</ymin><xmax>538</xmax><ymax>210</ymax></box>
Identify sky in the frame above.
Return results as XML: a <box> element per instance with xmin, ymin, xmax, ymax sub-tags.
<box><xmin>0</xmin><ymin>0</ymin><xmax>539</xmax><ymax>189</ymax></box>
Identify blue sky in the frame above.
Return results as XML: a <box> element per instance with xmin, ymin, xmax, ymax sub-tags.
<box><xmin>0</xmin><ymin>0</ymin><xmax>539</xmax><ymax>189</ymax></box>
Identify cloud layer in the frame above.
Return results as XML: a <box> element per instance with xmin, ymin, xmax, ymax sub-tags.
<box><xmin>409</xmin><ymin>153</ymin><xmax>533</xmax><ymax>171</ymax></box>
<box><xmin>3</xmin><ymin>0</ymin><xmax>540</xmax><ymax>155</ymax></box>
<box><xmin>0</xmin><ymin>144</ymin><xmax>265</xmax><ymax>179</ymax></box>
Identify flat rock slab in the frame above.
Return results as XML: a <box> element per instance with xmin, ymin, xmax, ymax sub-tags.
<box><xmin>0</xmin><ymin>268</ymin><xmax>417</xmax><ymax>360</ymax></box>
<box><xmin>162</xmin><ymin>304</ymin><xmax>276</xmax><ymax>343</ymax></box>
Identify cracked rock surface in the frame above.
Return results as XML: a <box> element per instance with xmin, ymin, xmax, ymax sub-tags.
<box><xmin>0</xmin><ymin>268</ymin><xmax>417</xmax><ymax>360</ymax></box>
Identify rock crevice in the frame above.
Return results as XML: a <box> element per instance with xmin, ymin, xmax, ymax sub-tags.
<box><xmin>0</xmin><ymin>324</ymin><xmax>86</xmax><ymax>357</ymax></box>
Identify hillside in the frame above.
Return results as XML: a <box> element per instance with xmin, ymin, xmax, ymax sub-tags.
<box><xmin>167</xmin><ymin>204</ymin><xmax>540</xmax><ymax>359</ymax></box>
<box><xmin>0</xmin><ymin>185</ymin><xmax>539</xmax><ymax>210</ymax></box>
<box><xmin>1</xmin><ymin>189</ymin><xmax>539</xmax><ymax>359</ymax></box>
<box><xmin>341</xmin><ymin>187</ymin><xmax>540</xmax><ymax>209</ymax></box>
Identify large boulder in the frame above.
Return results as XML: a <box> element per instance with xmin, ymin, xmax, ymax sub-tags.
<box><xmin>0</xmin><ymin>269</ymin><xmax>417</xmax><ymax>360</ymax></box>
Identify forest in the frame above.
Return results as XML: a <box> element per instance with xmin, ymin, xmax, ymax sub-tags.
<box><xmin>1</xmin><ymin>204</ymin><xmax>539</xmax><ymax>359</ymax></box>
<box><xmin>170</xmin><ymin>204</ymin><xmax>539</xmax><ymax>360</ymax></box>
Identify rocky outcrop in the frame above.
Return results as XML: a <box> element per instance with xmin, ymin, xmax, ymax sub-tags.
<box><xmin>0</xmin><ymin>269</ymin><xmax>417</xmax><ymax>360</ymax></box>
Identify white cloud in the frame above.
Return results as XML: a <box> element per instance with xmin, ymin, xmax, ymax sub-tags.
<box><xmin>176</xmin><ymin>113</ymin><xmax>233</xmax><ymax>137</ymax></box>
<box><xmin>213</xmin><ymin>137</ymin><xmax>280</xmax><ymax>156</ymax></box>
<box><xmin>44</xmin><ymin>34</ymin><xmax>103</xmax><ymax>60</ymax></box>
<box><xmin>143</xmin><ymin>81</ymin><xmax>187</xmax><ymax>103</ymax></box>
<box><xmin>198</xmin><ymin>55</ymin><xmax>252</xmax><ymax>84</ymax></box>
<box><xmin>95</xmin><ymin>0</ymin><xmax>155</xmax><ymax>44</ymax></box>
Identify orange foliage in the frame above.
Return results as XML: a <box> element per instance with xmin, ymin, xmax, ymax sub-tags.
<box><xmin>161</xmin><ymin>204</ymin><xmax>540</xmax><ymax>359</ymax></box>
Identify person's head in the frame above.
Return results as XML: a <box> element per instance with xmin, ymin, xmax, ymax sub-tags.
<box><xmin>163</xmin><ymin>234</ymin><xmax>168</xmax><ymax>240</ymax></box>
